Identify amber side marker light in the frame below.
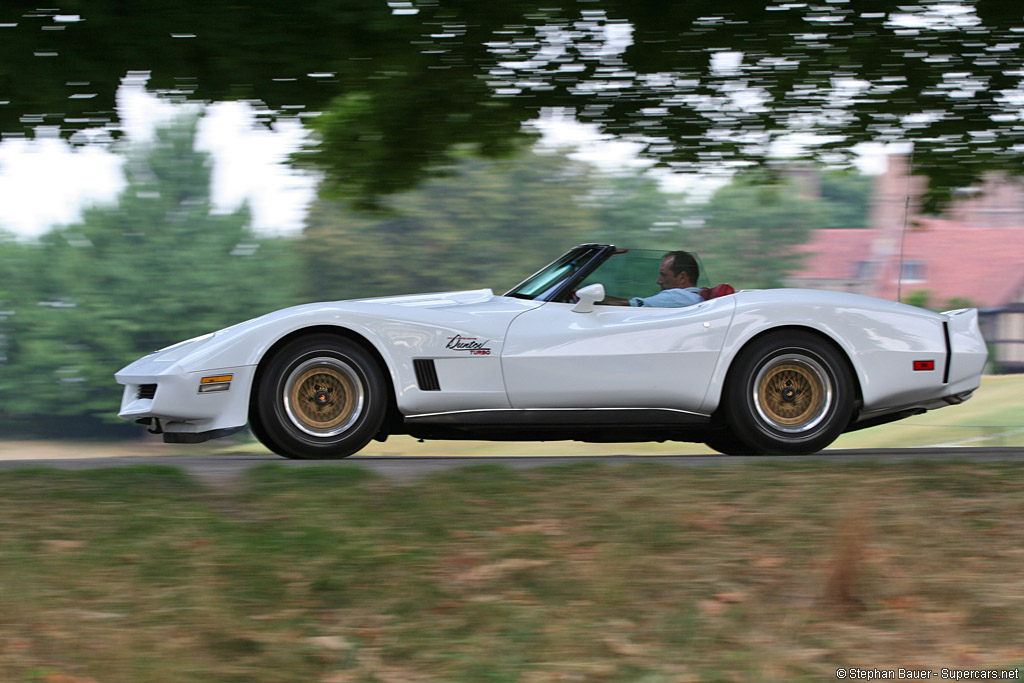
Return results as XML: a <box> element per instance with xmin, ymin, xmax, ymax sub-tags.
<box><xmin>913</xmin><ymin>360</ymin><xmax>935</xmax><ymax>371</ymax></box>
<box><xmin>198</xmin><ymin>374</ymin><xmax>233</xmax><ymax>393</ymax></box>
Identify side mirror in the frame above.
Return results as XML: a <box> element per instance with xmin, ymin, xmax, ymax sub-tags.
<box><xmin>572</xmin><ymin>283</ymin><xmax>606</xmax><ymax>313</ymax></box>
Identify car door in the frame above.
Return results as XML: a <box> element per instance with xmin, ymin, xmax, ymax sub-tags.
<box><xmin>501</xmin><ymin>297</ymin><xmax>736</xmax><ymax>411</ymax></box>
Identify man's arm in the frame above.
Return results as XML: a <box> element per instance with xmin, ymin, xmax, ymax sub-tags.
<box><xmin>598</xmin><ymin>294</ymin><xmax>631</xmax><ymax>306</ymax></box>
<box><xmin>633</xmin><ymin>288</ymin><xmax>704</xmax><ymax>308</ymax></box>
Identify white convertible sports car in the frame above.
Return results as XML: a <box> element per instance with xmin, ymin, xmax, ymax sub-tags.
<box><xmin>115</xmin><ymin>244</ymin><xmax>987</xmax><ymax>457</ymax></box>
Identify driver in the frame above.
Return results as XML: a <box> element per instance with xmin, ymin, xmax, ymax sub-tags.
<box><xmin>601</xmin><ymin>251</ymin><xmax>703</xmax><ymax>308</ymax></box>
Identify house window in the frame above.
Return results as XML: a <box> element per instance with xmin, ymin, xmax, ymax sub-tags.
<box><xmin>851</xmin><ymin>260</ymin><xmax>878</xmax><ymax>279</ymax></box>
<box><xmin>901</xmin><ymin>261</ymin><xmax>927</xmax><ymax>283</ymax></box>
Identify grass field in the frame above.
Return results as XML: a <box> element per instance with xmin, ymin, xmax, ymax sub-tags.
<box><xmin>832</xmin><ymin>374</ymin><xmax>1024</xmax><ymax>450</ymax></box>
<box><xmin>1</xmin><ymin>461</ymin><xmax>1024</xmax><ymax>681</ymax></box>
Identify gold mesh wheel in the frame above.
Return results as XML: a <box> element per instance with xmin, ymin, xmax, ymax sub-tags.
<box><xmin>752</xmin><ymin>354</ymin><xmax>832</xmax><ymax>434</ymax></box>
<box><xmin>282</xmin><ymin>357</ymin><xmax>365</xmax><ymax>437</ymax></box>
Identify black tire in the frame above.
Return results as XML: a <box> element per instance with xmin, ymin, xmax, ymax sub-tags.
<box><xmin>247</xmin><ymin>411</ymin><xmax>271</xmax><ymax>447</ymax></box>
<box><xmin>720</xmin><ymin>331</ymin><xmax>855</xmax><ymax>455</ymax></box>
<box><xmin>703</xmin><ymin>430</ymin><xmax>751</xmax><ymax>455</ymax></box>
<box><xmin>252</xmin><ymin>334</ymin><xmax>388</xmax><ymax>459</ymax></box>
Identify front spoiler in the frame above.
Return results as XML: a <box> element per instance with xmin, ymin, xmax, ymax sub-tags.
<box><xmin>163</xmin><ymin>425</ymin><xmax>246</xmax><ymax>444</ymax></box>
<box><xmin>136</xmin><ymin>417</ymin><xmax>246</xmax><ymax>444</ymax></box>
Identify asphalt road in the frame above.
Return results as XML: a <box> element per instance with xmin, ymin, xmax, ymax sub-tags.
<box><xmin>1</xmin><ymin>448</ymin><xmax>1022</xmax><ymax>487</ymax></box>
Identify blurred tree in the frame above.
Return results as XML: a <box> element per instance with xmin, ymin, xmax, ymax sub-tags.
<box><xmin>0</xmin><ymin>232</ymin><xmax>32</xmax><ymax>399</ymax></box>
<box><xmin>945</xmin><ymin>296</ymin><xmax>977</xmax><ymax>311</ymax></box>
<box><xmin>819</xmin><ymin>171</ymin><xmax>873</xmax><ymax>231</ymax></box>
<box><xmin>300</xmin><ymin>148</ymin><xmax>857</xmax><ymax>297</ymax></box>
<box><xmin>904</xmin><ymin>290</ymin><xmax>933</xmax><ymax>310</ymax></box>
<box><xmin>578</xmin><ymin>171</ymin><xmax>687</xmax><ymax>249</ymax></box>
<box><xmin>0</xmin><ymin>117</ymin><xmax>300</xmax><ymax>432</ymax></box>
<box><xmin>565</xmin><ymin>164</ymin><xmax>863</xmax><ymax>287</ymax></box>
<box><xmin>300</xmin><ymin>148</ymin><xmax>598</xmax><ymax>300</ymax></box>
<box><xmin>1</xmin><ymin>1</ymin><xmax>1022</xmax><ymax>210</ymax></box>
<box><xmin>695</xmin><ymin>174</ymin><xmax>824</xmax><ymax>289</ymax></box>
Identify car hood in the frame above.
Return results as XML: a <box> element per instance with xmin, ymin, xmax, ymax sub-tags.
<box><xmin>347</xmin><ymin>288</ymin><xmax>498</xmax><ymax>308</ymax></box>
<box><xmin>118</xmin><ymin>288</ymin><xmax>540</xmax><ymax>377</ymax></box>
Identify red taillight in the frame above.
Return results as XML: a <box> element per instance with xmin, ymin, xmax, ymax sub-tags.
<box><xmin>913</xmin><ymin>360</ymin><xmax>935</xmax><ymax>371</ymax></box>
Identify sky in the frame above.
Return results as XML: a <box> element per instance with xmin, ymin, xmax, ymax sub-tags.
<box><xmin>531</xmin><ymin>108</ymin><xmax>892</xmax><ymax>195</ymax></box>
<box><xmin>0</xmin><ymin>79</ymin><xmax>319</xmax><ymax>240</ymax></box>
<box><xmin>0</xmin><ymin>77</ymin><xmax>891</xmax><ymax>242</ymax></box>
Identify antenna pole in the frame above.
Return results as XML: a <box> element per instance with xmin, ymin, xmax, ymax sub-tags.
<box><xmin>896</xmin><ymin>145</ymin><xmax>914</xmax><ymax>303</ymax></box>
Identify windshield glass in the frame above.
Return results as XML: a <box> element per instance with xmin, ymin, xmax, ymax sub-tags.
<box><xmin>504</xmin><ymin>245</ymin><xmax>709</xmax><ymax>302</ymax></box>
<box><xmin>504</xmin><ymin>245</ymin><xmax>605</xmax><ymax>300</ymax></box>
<box><xmin>578</xmin><ymin>249</ymin><xmax>708</xmax><ymax>300</ymax></box>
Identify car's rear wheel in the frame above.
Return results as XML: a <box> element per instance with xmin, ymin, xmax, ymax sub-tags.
<box><xmin>252</xmin><ymin>334</ymin><xmax>387</xmax><ymax>459</ymax></box>
<box><xmin>720</xmin><ymin>331</ymin><xmax>855</xmax><ymax>455</ymax></box>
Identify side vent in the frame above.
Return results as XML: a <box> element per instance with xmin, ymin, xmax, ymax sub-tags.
<box><xmin>137</xmin><ymin>384</ymin><xmax>158</xmax><ymax>400</ymax></box>
<box><xmin>413</xmin><ymin>359</ymin><xmax>441</xmax><ymax>391</ymax></box>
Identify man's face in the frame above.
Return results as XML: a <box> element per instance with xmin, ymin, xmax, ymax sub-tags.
<box><xmin>657</xmin><ymin>256</ymin><xmax>691</xmax><ymax>290</ymax></box>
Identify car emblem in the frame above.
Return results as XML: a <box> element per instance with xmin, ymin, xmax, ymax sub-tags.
<box><xmin>446</xmin><ymin>335</ymin><xmax>492</xmax><ymax>356</ymax></box>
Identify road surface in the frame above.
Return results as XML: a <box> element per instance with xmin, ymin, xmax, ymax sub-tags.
<box><xmin>0</xmin><ymin>448</ymin><xmax>1021</xmax><ymax>487</ymax></box>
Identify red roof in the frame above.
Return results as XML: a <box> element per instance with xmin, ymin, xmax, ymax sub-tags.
<box><xmin>792</xmin><ymin>219</ymin><xmax>1024</xmax><ymax>308</ymax></box>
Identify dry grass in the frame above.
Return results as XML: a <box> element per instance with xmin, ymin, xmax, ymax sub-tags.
<box><xmin>1</xmin><ymin>461</ymin><xmax>1023</xmax><ymax>681</ymax></box>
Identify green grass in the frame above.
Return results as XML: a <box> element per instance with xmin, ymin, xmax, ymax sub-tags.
<box><xmin>833</xmin><ymin>374</ymin><xmax>1024</xmax><ymax>449</ymax></box>
<box><xmin>2</xmin><ymin>462</ymin><xmax>1024</xmax><ymax>681</ymax></box>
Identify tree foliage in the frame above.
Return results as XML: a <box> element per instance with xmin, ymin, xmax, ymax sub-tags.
<box><xmin>576</xmin><ymin>172</ymin><xmax>689</xmax><ymax>249</ymax></box>
<box><xmin>300</xmin><ymin>149</ymin><xmax>598</xmax><ymax>300</ymax></box>
<box><xmin>1</xmin><ymin>1</ymin><xmax>1021</xmax><ymax>209</ymax></box>
<box><xmin>300</xmin><ymin>148</ymin><xmax>865</xmax><ymax>296</ymax></box>
<box><xmin>695</xmin><ymin>174</ymin><xmax>826</xmax><ymax>289</ymax></box>
<box><xmin>819</xmin><ymin>171</ymin><xmax>873</xmax><ymax>231</ymax></box>
<box><xmin>0</xmin><ymin>117</ymin><xmax>300</xmax><ymax>430</ymax></box>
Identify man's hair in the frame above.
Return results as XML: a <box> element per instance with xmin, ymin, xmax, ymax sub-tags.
<box><xmin>664</xmin><ymin>250</ymin><xmax>699</xmax><ymax>284</ymax></box>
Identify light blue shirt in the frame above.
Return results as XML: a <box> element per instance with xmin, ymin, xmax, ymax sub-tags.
<box><xmin>630</xmin><ymin>287</ymin><xmax>704</xmax><ymax>308</ymax></box>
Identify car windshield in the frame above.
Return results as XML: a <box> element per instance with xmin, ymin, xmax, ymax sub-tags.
<box><xmin>504</xmin><ymin>245</ymin><xmax>607</xmax><ymax>300</ymax></box>
<box><xmin>504</xmin><ymin>245</ymin><xmax>709</xmax><ymax>302</ymax></box>
<box><xmin>578</xmin><ymin>249</ymin><xmax>708</xmax><ymax>300</ymax></box>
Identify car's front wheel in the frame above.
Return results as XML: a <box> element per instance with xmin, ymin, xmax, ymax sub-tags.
<box><xmin>251</xmin><ymin>334</ymin><xmax>387</xmax><ymax>459</ymax></box>
<box><xmin>719</xmin><ymin>331</ymin><xmax>855</xmax><ymax>455</ymax></box>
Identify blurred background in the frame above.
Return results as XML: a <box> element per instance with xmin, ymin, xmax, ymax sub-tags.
<box><xmin>0</xmin><ymin>1</ymin><xmax>1022</xmax><ymax>441</ymax></box>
